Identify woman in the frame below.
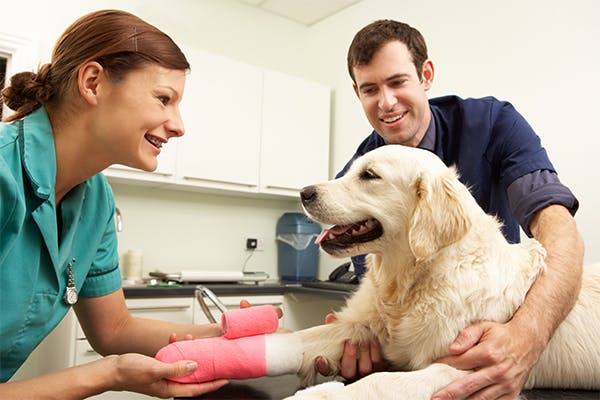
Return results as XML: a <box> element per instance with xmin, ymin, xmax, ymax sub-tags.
<box><xmin>0</xmin><ymin>9</ymin><xmax>228</xmax><ymax>398</ymax></box>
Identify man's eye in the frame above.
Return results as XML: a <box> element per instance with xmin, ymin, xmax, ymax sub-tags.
<box><xmin>360</xmin><ymin>169</ymin><xmax>380</xmax><ymax>180</ymax></box>
<box><xmin>362</xmin><ymin>88</ymin><xmax>377</xmax><ymax>95</ymax></box>
<box><xmin>158</xmin><ymin>96</ymin><xmax>170</xmax><ymax>105</ymax></box>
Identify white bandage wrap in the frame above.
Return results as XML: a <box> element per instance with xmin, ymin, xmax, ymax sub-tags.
<box><xmin>265</xmin><ymin>332</ymin><xmax>302</xmax><ymax>376</ymax></box>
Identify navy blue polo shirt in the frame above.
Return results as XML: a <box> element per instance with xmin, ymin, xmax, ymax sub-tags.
<box><xmin>337</xmin><ymin>96</ymin><xmax>578</xmax><ymax>275</ymax></box>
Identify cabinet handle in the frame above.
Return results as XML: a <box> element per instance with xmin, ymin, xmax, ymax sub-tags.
<box><xmin>182</xmin><ymin>175</ymin><xmax>257</xmax><ymax>188</ymax></box>
<box><xmin>263</xmin><ymin>184</ymin><xmax>301</xmax><ymax>191</ymax></box>
<box><xmin>127</xmin><ymin>305</ymin><xmax>191</xmax><ymax>312</ymax></box>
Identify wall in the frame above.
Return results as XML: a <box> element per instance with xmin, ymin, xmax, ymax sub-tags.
<box><xmin>306</xmin><ymin>0</ymin><xmax>600</xmax><ymax>263</ymax></box>
<box><xmin>1</xmin><ymin>0</ymin><xmax>341</xmax><ymax>279</ymax></box>
<box><xmin>3</xmin><ymin>0</ymin><xmax>599</xmax><ymax>276</ymax></box>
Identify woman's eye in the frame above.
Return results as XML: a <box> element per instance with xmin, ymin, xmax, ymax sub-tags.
<box><xmin>158</xmin><ymin>96</ymin><xmax>170</xmax><ymax>105</ymax></box>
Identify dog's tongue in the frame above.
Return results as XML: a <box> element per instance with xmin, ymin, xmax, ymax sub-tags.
<box><xmin>315</xmin><ymin>224</ymin><xmax>353</xmax><ymax>244</ymax></box>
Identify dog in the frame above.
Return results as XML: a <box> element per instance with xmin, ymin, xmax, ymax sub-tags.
<box><xmin>287</xmin><ymin>145</ymin><xmax>600</xmax><ymax>399</ymax></box>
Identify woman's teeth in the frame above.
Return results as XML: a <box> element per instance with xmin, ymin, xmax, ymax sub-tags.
<box><xmin>145</xmin><ymin>134</ymin><xmax>163</xmax><ymax>148</ymax></box>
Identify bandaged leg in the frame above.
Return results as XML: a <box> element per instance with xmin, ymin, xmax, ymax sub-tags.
<box><xmin>155</xmin><ymin>333</ymin><xmax>302</xmax><ymax>383</ymax></box>
<box><xmin>221</xmin><ymin>304</ymin><xmax>279</xmax><ymax>339</ymax></box>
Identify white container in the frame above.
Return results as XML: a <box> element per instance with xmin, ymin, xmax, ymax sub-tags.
<box><xmin>122</xmin><ymin>249</ymin><xmax>143</xmax><ymax>281</ymax></box>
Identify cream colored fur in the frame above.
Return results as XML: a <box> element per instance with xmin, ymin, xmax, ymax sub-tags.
<box><xmin>287</xmin><ymin>145</ymin><xmax>600</xmax><ymax>399</ymax></box>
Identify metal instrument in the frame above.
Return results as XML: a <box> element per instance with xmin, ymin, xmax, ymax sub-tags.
<box><xmin>194</xmin><ymin>285</ymin><xmax>228</xmax><ymax>323</ymax></box>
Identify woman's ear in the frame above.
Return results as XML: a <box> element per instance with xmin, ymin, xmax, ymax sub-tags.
<box><xmin>77</xmin><ymin>61</ymin><xmax>104</xmax><ymax>106</ymax></box>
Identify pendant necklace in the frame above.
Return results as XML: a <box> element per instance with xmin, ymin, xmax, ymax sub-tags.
<box><xmin>64</xmin><ymin>258</ymin><xmax>79</xmax><ymax>305</ymax></box>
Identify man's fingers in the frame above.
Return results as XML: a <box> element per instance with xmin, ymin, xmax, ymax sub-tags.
<box><xmin>369</xmin><ymin>340</ymin><xmax>385</xmax><ymax>369</ymax></box>
<box><xmin>339</xmin><ymin>340</ymin><xmax>358</xmax><ymax>379</ymax></box>
<box><xmin>436</xmin><ymin>343</ymin><xmax>489</xmax><ymax>371</ymax></box>
<box><xmin>431</xmin><ymin>366</ymin><xmax>499</xmax><ymax>400</ymax></box>
<box><xmin>449</xmin><ymin>322</ymin><xmax>486</xmax><ymax>354</ymax></box>
<box><xmin>357</xmin><ymin>342</ymin><xmax>372</xmax><ymax>376</ymax></box>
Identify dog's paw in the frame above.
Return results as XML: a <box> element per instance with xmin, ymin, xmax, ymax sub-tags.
<box><xmin>283</xmin><ymin>381</ymin><xmax>346</xmax><ymax>400</ymax></box>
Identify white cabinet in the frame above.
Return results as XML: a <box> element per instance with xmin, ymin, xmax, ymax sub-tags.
<box><xmin>176</xmin><ymin>48</ymin><xmax>263</xmax><ymax>192</ymax></box>
<box><xmin>259</xmin><ymin>70</ymin><xmax>330</xmax><ymax>195</ymax></box>
<box><xmin>77</xmin><ymin>297</ymin><xmax>196</xmax><ymax>400</ymax></box>
<box><xmin>104</xmin><ymin>47</ymin><xmax>330</xmax><ymax>198</ymax></box>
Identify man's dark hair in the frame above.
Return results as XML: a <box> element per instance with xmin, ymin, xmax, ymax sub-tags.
<box><xmin>347</xmin><ymin>19</ymin><xmax>428</xmax><ymax>83</ymax></box>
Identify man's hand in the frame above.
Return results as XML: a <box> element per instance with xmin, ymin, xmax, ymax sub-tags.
<box><xmin>109</xmin><ymin>353</ymin><xmax>228</xmax><ymax>398</ymax></box>
<box><xmin>315</xmin><ymin>313</ymin><xmax>387</xmax><ymax>380</ymax></box>
<box><xmin>431</xmin><ymin>319</ymin><xmax>543</xmax><ymax>400</ymax></box>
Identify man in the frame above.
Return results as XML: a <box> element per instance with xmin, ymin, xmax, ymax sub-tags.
<box><xmin>317</xmin><ymin>19</ymin><xmax>584</xmax><ymax>400</ymax></box>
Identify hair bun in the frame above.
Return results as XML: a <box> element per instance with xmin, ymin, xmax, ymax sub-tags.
<box><xmin>1</xmin><ymin>64</ymin><xmax>54</xmax><ymax>113</ymax></box>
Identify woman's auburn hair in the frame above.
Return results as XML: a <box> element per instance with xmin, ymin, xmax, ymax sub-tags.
<box><xmin>1</xmin><ymin>9</ymin><xmax>190</xmax><ymax>121</ymax></box>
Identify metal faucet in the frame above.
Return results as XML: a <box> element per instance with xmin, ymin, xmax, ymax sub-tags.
<box><xmin>115</xmin><ymin>207</ymin><xmax>123</xmax><ymax>232</ymax></box>
<box><xmin>195</xmin><ymin>285</ymin><xmax>228</xmax><ymax>323</ymax></box>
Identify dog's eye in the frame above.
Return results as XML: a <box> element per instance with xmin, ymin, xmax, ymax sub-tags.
<box><xmin>360</xmin><ymin>169</ymin><xmax>381</xmax><ymax>180</ymax></box>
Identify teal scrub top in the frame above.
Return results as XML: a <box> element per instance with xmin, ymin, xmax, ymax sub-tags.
<box><xmin>0</xmin><ymin>107</ymin><xmax>122</xmax><ymax>381</ymax></box>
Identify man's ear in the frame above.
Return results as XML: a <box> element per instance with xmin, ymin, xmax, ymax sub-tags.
<box><xmin>77</xmin><ymin>61</ymin><xmax>104</xmax><ymax>106</ymax></box>
<box><xmin>421</xmin><ymin>59</ymin><xmax>434</xmax><ymax>91</ymax></box>
<box><xmin>352</xmin><ymin>82</ymin><xmax>360</xmax><ymax>99</ymax></box>
<box><xmin>408</xmin><ymin>168</ymin><xmax>471</xmax><ymax>260</ymax></box>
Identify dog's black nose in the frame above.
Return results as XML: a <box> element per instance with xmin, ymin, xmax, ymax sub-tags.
<box><xmin>300</xmin><ymin>185</ymin><xmax>318</xmax><ymax>206</ymax></box>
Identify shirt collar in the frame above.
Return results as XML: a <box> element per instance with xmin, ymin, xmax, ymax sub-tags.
<box><xmin>416</xmin><ymin>113</ymin><xmax>436</xmax><ymax>152</ymax></box>
<box><xmin>382</xmin><ymin>112</ymin><xmax>436</xmax><ymax>151</ymax></box>
<box><xmin>21</xmin><ymin>107</ymin><xmax>56</xmax><ymax>200</ymax></box>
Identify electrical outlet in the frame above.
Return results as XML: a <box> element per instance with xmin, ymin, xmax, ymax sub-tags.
<box><xmin>246</xmin><ymin>238</ymin><xmax>258</xmax><ymax>250</ymax></box>
<box><xmin>246</xmin><ymin>237</ymin><xmax>264</xmax><ymax>251</ymax></box>
<box><xmin>255</xmin><ymin>237</ymin><xmax>264</xmax><ymax>251</ymax></box>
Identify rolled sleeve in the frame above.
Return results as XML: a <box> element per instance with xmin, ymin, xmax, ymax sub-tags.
<box><xmin>507</xmin><ymin>170</ymin><xmax>579</xmax><ymax>237</ymax></box>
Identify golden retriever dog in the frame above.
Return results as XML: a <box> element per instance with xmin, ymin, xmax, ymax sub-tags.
<box><xmin>288</xmin><ymin>145</ymin><xmax>600</xmax><ymax>399</ymax></box>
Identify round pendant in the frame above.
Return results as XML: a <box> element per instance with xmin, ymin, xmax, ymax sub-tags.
<box><xmin>64</xmin><ymin>286</ymin><xmax>79</xmax><ymax>305</ymax></box>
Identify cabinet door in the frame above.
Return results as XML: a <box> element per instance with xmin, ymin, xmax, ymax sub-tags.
<box><xmin>177</xmin><ymin>48</ymin><xmax>263</xmax><ymax>191</ymax></box>
<box><xmin>260</xmin><ymin>70</ymin><xmax>330</xmax><ymax>196</ymax></box>
<box><xmin>74</xmin><ymin>297</ymin><xmax>195</xmax><ymax>400</ymax></box>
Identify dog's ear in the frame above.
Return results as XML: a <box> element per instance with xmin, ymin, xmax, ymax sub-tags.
<box><xmin>408</xmin><ymin>168</ymin><xmax>472</xmax><ymax>259</ymax></box>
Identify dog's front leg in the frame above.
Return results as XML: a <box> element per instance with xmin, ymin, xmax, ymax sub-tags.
<box><xmin>288</xmin><ymin>364</ymin><xmax>472</xmax><ymax>400</ymax></box>
<box><xmin>296</xmin><ymin>321</ymin><xmax>376</xmax><ymax>387</ymax></box>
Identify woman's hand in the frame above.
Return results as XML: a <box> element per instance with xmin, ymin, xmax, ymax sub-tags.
<box><xmin>168</xmin><ymin>299</ymin><xmax>284</xmax><ymax>343</ymax></box>
<box><xmin>109</xmin><ymin>353</ymin><xmax>228</xmax><ymax>398</ymax></box>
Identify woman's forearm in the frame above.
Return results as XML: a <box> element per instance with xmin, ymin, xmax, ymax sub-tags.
<box><xmin>95</xmin><ymin>317</ymin><xmax>223</xmax><ymax>356</ymax></box>
<box><xmin>0</xmin><ymin>356</ymin><xmax>116</xmax><ymax>400</ymax></box>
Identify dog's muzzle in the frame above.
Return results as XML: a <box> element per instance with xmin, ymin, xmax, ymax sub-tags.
<box><xmin>300</xmin><ymin>185</ymin><xmax>318</xmax><ymax>208</ymax></box>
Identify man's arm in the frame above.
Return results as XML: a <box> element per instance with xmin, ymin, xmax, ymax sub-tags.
<box><xmin>432</xmin><ymin>204</ymin><xmax>584</xmax><ymax>399</ymax></box>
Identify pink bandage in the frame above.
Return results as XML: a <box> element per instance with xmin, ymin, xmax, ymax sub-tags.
<box><xmin>156</xmin><ymin>335</ymin><xmax>266</xmax><ymax>383</ymax></box>
<box><xmin>155</xmin><ymin>333</ymin><xmax>302</xmax><ymax>383</ymax></box>
<box><xmin>221</xmin><ymin>304</ymin><xmax>279</xmax><ymax>339</ymax></box>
